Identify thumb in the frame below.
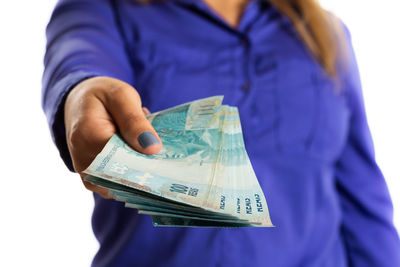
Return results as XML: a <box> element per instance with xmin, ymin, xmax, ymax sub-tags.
<box><xmin>100</xmin><ymin>84</ymin><xmax>162</xmax><ymax>155</ymax></box>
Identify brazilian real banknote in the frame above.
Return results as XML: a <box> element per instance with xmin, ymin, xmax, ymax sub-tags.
<box><xmin>84</xmin><ymin>96</ymin><xmax>273</xmax><ymax>227</ymax></box>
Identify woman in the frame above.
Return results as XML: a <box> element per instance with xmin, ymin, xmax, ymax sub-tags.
<box><xmin>42</xmin><ymin>0</ymin><xmax>400</xmax><ymax>266</ymax></box>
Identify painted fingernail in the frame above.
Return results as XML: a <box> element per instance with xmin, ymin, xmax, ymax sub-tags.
<box><xmin>138</xmin><ymin>131</ymin><xmax>160</xmax><ymax>148</ymax></box>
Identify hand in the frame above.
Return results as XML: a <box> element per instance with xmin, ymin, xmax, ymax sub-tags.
<box><xmin>64</xmin><ymin>76</ymin><xmax>162</xmax><ymax>198</ymax></box>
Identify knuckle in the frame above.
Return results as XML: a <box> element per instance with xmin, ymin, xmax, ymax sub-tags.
<box><xmin>108</xmin><ymin>84</ymin><xmax>126</xmax><ymax>97</ymax></box>
<box><xmin>68</xmin><ymin>121</ymin><xmax>89</xmax><ymax>148</ymax></box>
<box><xmin>109</xmin><ymin>84</ymin><xmax>141</xmax><ymax>103</ymax></box>
<box><xmin>68</xmin><ymin>128</ymin><xmax>83</xmax><ymax>148</ymax></box>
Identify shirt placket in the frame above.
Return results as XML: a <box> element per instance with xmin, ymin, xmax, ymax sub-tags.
<box><xmin>176</xmin><ymin>0</ymin><xmax>261</xmax><ymax>96</ymax></box>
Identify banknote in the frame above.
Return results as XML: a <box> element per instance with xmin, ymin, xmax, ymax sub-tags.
<box><xmin>151</xmin><ymin>215</ymin><xmax>254</xmax><ymax>228</ymax></box>
<box><xmin>84</xmin><ymin>96</ymin><xmax>273</xmax><ymax>227</ymax></box>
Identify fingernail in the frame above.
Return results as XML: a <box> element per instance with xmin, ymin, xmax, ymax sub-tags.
<box><xmin>138</xmin><ymin>131</ymin><xmax>160</xmax><ymax>148</ymax></box>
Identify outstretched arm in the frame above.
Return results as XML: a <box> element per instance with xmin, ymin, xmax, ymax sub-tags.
<box><xmin>42</xmin><ymin>0</ymin><xmax>161</xmax><ymax>198</ymax></box>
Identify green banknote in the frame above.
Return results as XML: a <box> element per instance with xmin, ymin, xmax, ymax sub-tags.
<box><xmin>84</xmin><ymin>96</ymin><xmax>273</xmax><ymax>227</ymax></box>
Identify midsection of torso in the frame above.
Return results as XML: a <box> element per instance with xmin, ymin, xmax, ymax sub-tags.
<box><xmin>92</xmin><ymin>1</ymin><xmax>351</xmax><ymax>266</ymax></box>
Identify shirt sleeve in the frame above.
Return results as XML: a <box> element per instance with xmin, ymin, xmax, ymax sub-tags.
<box><xmin>42</xmin><ymin>0</ymin><xmax>133</xmax><ymax>171</ymax></box>
<box><xmin>335</xmin><ymin>27</ymin><xmax>400</xmax><ymax>266</ymax></box>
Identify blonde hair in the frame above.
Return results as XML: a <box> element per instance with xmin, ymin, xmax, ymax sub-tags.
<box><xmin>142</xmin><ymin>0</ymin><xmax>346</xmax><ymax>76</ymax></box>
<box><xmin>268</xmin><ymin>0</ymin><xmax>345</xmax><ymax>76</ymax></box>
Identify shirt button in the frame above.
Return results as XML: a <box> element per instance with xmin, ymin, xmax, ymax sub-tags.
<box><xmin>239</xmin><ymin>36</ymin><xmax>249</xmax><ymax>46</ymax></box>
<box><xmin>241</xmin><ymin>82</ymin><xmax>252</xmax><ymax>92</ymax></box>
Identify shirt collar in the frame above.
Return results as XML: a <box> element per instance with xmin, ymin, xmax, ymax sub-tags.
<box><xmin>173</xmin><ymin>0</ymin><xmax>268</xmax><ymax>33</ymax></box>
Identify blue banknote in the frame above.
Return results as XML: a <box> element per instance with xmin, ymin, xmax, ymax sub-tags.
<box><xmin>84</xmin><ymin>96</ymin><xmax>273</xmax><ymax>227</ymax></box>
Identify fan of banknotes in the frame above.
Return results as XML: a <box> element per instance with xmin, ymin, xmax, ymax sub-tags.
<box><xmin>84</xmin><ymin>96</ymin><xmax>273</xmax><ymax>227</ymax></box>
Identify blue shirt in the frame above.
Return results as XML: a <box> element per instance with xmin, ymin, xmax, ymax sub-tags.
<box><xmin>42</xmin><ymin>0</ymin><xmax>400</xmax><ymax>266</ymax></box>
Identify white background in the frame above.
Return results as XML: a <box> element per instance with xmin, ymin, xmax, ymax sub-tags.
<box><xmin>0</xmin><ymin>1</ymin><xmax>398</xmax><ymax>266</ymax></box>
